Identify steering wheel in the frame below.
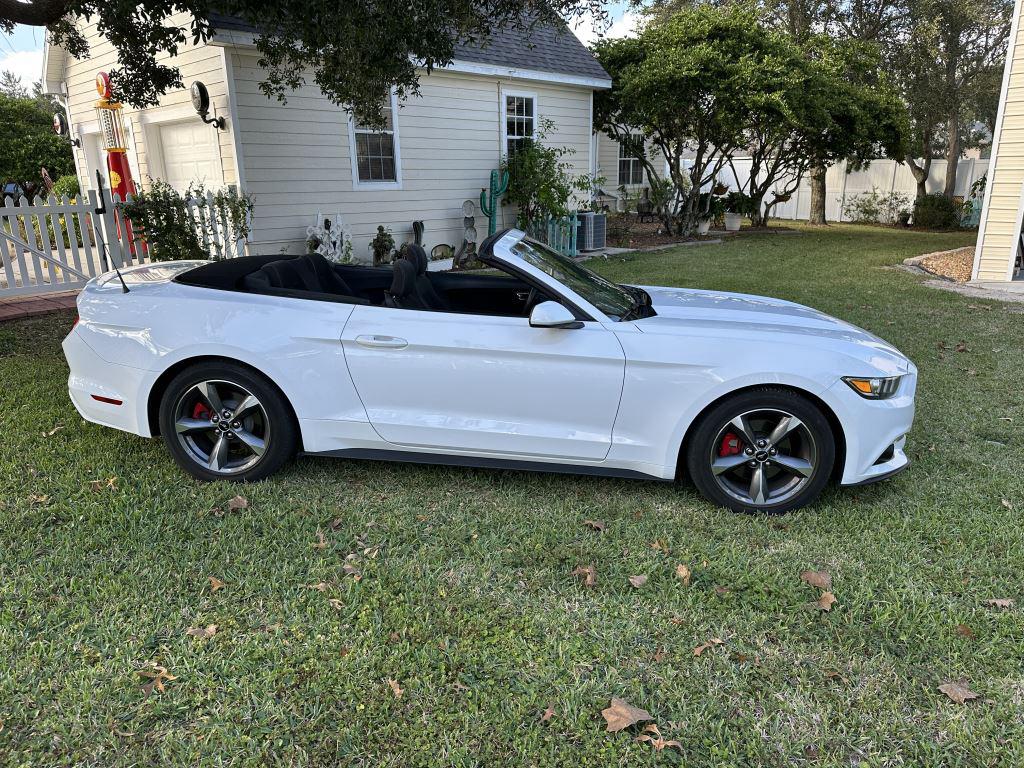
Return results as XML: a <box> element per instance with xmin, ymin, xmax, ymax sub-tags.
<box><xmin>523</xmin><ymin>287</ymin><xmax>539</xmax><ymax>314</ymax></box>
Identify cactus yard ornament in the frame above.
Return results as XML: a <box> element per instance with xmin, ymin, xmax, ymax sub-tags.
<box><xmin>479</xmin><ymin>169</ymin><xmax>509</xmax><ymax>237</ymax></box>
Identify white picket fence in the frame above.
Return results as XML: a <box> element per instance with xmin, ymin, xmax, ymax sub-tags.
<box><xmin>0</xmin><ymin>186</ymin><xmax>245</xmax><ymax>298</ymax></box>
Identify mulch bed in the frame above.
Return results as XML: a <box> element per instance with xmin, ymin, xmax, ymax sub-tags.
<box><xmin>917</xmin><ymin>247</ymin><xmax>975</xmax><ymax>283</ymax></box>
<box><xmin>607</xmin><ymin>217</ymin><xmax>802</xmax><ymax>250</ymax></box>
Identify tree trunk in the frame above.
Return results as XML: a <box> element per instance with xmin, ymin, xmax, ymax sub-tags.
<box><xmin>943</xmin><ymin>111</ymin><xmax>960</xmax><ymax>199</ymax></box>
<box><xmin>906</xmin><ymin>155</ymin><xmax>931</xmax><ymax>200</ymax></box>
<box><xmin>749</xmin><ymin>195</ymin><xmax>768</xmax><ymax>228</ymax></box>
<box><xmin>808</xmin><ymin>165</ymin><xmax>827</xmax><ymax>225</ymax></box>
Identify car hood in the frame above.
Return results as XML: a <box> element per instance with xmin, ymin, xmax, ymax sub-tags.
<box><xmin>634</xmin><ymin>285</ymin><xmax>912</xmax><ymax>373</ymax></box>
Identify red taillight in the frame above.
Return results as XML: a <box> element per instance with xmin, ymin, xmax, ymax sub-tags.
<box><xmin>91</xmin><ymin>394</ymin><xmax>123</xmax><ymax>406</ymax></box>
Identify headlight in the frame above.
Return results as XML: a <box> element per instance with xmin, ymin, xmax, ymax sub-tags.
<box><xmin>843</xmin><ymin>375</ymin><xmax>902</xmax><ymax>399</ymax></box>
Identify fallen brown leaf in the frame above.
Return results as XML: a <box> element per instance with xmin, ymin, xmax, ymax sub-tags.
<box><xmin>185</xmin><ymin>624</ymin><xmax>217</xmax><ymax>639</ymax></box>
<box><xmin>653</xmin><ymin>646</ymin><xmax>666</xmax><ymax>663</ymax></box>
<box><xmin>305</xmin><ymin>581</ymin><xmax>330</xmax><ymax>592</ymax></box>
<box><xmin>227</xmin><ymin>495</ymin><xmax>248</xmax><ymax>511</ymax></box>
<box><xmin>28</xmin><ymin>493</ymin><xmax>50</xmax><ymax>505</ymax></box>
<box><xmin>629</xmin><ymin>574</ymin><xmax>648</xmax><ymax>589</ymax></box>
<box><xmin>1001</xmin><ymin>499</ymin><xmax>1013</xmax><ymax>510</ymax></box>
<box><xmin>572</xmin><ymin>564</ymin><xmax>597</xmax><ymax>588</ymax></box>
<box><xmin>955</xmin><ymin>624</ymin><xmax>975</xmax><ymax>639</ymax></box>
<box><xmin>343</xmin><ymin>563</ymin><xmax>362</xmax><ymax>581</ymax></box>
<box><xmin>111</xmin><ymin>725</ymin><xmax>135</xmax><ymax>738</ymax></box>
<box><xmin>650</xmin><ymin>539</ymin><xmax>669</xmax><ymax>554</ymax></box>
<box><xmin>387</xmin><ymin>678</ymin><xmax>404</xmax><ymax>699</ymax></box>
<box><xmin>984</xmin><ymin>598</ymin><xmax>1014</xmax><ymax>609</ymax></box>
<box><xmin>674</xmin><ymin>563</ymin><xmax>691</xmax><ymax>586</ymax></box>
<box><xmin>800</xmin><ymin>570</ymin><xmax>832</xmax><ymax>591</ymax></box>
<box><xmin>938</xmin><ymin>681</ymin><xmax>979</xmax><ymax>704</ymax></box>
<box><xmin>45</xmin><ymin>425</ymin><xmax>64</xmax><ymax>436</ymax></box>
<box><xmin>713</xmin><ymin>585</ymin><xmax>730</xmax><ymax>596</ymax></box>
<box><xmin>601</xmin><ymin>697</ymin><xmax>653</xmax><ymax>732</ymax></box>
<box><xmin>137</xmin><ymin>665</ymin><xmax>177</xmax><ymax>696</ymax></box>
<box><xmin>328</xmin><ymin>598</ymin><xmax>343</xmax><ymax>610</ymax></box>
<box><xmin>208</xmin><ymin>576</ymin><xmax>226</xmax><ymax>592</ymax></box>
<box><xmin>584</xmin><ymin>519</ymin><xmax>606</xmax><ymax>532</ymax></box>
<box><xmin>541</xmin><ymin>704</ymin><xmax>556</xmax><ymax>723</ymax></box>
<box><xmin>312</xmin><ymin>529</ymin><xmax>328</xmax><ymax>550</ymax></box>
<box><xmin>693</xmin><ymin>638</ymin><xmax>724</xmax><ymax>656</ymax></box>
<box><xmin>954</xmin><ymin>341</ymin><xmax>969</xmax><ymax>353</ymax></box>
<box><xmin>815</xmin><ymin>592</ymin><xmax>837</xmax><ymax>611</ymax></box>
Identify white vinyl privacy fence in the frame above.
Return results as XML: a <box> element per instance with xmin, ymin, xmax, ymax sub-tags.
<box><xmin>708</xmin><ymin>157</ymin><xmax>989</xmax><ymax>223</ymax></box>
<box><xmin>0</xmin><ymin>182</ymin><xmax>245</xmax><ymax>298</ymax></box>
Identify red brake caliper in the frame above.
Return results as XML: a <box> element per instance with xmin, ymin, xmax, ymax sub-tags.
<box><xmin>192</xmin><ymin>402</ymin><xmax>211</xmax><ymax>421</ymax></box>
<box><xmin>718</xmin><ymin>431</ymin><xmax>743</xmax><ymax>457</ymax></box>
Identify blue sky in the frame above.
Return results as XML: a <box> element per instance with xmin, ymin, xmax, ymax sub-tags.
<box><xmin>0</xmin><ymin>2</ymin><xmax>636</xmax><ymax>89</ymax></box>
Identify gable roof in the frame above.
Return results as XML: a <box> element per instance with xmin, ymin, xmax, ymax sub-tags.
<box><xmin>207</xmin><ymin>13</ymin><xmax>610</xmax><ymax>88</ymax></box>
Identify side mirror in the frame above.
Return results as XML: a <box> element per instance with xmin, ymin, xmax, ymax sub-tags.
<box><xmin>529</xmin><ymin>301</ymin><xmax>584</xmax><ymax>329</ymax></box>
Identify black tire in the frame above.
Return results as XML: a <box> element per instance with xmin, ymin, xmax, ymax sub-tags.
<box><xmin>158</xmin><ymin>361</ymin><xmax>297</xmax><ymax>482</ymax></box>
<box><xmin>685</xmin><ymin>388</ymin><xmax>835</xmax><ymax>514</ymax></box>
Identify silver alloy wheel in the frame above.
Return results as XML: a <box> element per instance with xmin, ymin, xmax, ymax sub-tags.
<box><xmin>172</xmin><ymin>379</ymin><xmax>269</xmax><ymax>475</ymax></box>
<box><xmin>708</xmin><ymin>408</ymin><xmax>818</xmax><ymax>507</ymax></box>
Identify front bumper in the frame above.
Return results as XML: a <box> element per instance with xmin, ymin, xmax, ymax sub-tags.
<box><xmin>63</xmin><ymin>327</ymin><xmax>150</xmax><ymax>436</ymax></box>
<box><xmin>827</xmin><ymin>370</ymin><xmax>917</xmax><ymax>486</ymax></box>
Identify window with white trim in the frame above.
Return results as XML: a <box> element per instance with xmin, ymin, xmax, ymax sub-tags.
<box><xmin>504</xmin><ymin>94</ymin><xmax>536</xmax><ymax>155</ymax></box>
<box><xmin>618</xmin><ymin>134</ymin><xmax>645</xmax><ymax>186</ymax></box>
<box><xmin>351</xmin><ymin>95</ymin><xmax>400</xmax><ymax>187</ymax></box>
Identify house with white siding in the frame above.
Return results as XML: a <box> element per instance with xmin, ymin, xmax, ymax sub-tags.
<box><xmin>41</xmin><ymin>15</ymin><xmax>610</xmax><ymax>258</ymax></box>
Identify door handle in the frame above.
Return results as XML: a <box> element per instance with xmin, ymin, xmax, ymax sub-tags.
<box><xmin>355</xmin><ymin>334</ymin><xmax>408</xmax><ymax>349</ymax></box>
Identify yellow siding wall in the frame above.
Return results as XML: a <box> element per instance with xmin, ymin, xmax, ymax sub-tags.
<box><xmin>62</xmin><ymin>15</ymin><xmax>235</xmax><ymax>193</ymax></box>
<box><xmin>228</xmin><ymin>53</ymin><xmax>596</xmax><ymax>256</ymax></box>
<box><xmin>596</xmin><ymin>132</ymin><xmax>663</xmax><ymax>191</ymax></box>
<box><xmin>976</xmin><ymin>7</ymin><xmax>1024</xmax><ymax>282</ymax></box>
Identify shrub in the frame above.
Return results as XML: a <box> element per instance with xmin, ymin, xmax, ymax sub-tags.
<box><xmin>842</xmin><ymin>188</ymin><xmax>911</xmax><ymax>226</ymax></box>
<box><xmin>51</xmin><ymin>174</ymin><xmax>80</xmax><ymax>202</ymax></box>
<box><xmin>118</xmin><ymin>180</ymin><xmax>253</xmax><ymax>261</ymax></box>
<box><xmin>912</xmin><ymin>193</ymin><xmax>958</xmax><ymax>230</ymax></box>
<box><xmin>502</xmin><ymin>119</ymin><xmax>592</xmax><ymax>230</ymax></box>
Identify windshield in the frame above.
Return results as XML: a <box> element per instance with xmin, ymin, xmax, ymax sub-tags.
<box><xmin>510</xmin><ymin>237</ymin><xmax>637</xmax><ymax>320</ymax></box>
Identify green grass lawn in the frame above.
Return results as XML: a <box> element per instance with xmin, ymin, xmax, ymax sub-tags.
<box><xmin>2</xmin><ymin>224</ymin><xmax>1022</xmax><ymax>767</ymax></box>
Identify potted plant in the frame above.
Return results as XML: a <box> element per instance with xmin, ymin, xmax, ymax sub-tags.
<box><xmin>712</xmin><ymin>182</ymin><xmax>729</xmax><ymax>197</ymax></box>
<box><xmin>723</xmin><ymin>192</ymin><xmax>752</xmax><ymax>232</ymax></box>
<box><xmin>696</xmin><ymin>193</ymin><xmax>723</xmax><ymax>235</ymax></box>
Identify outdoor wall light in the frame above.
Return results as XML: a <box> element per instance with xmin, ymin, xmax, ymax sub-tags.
<box><xmin>190</xmin><ymin>81</ymin><xmax>226</xmax><ymax>130</ymax></box>
<box><xmin>51</xmin><ymin>111</ymin><xmax>81</xmax><ymax>148</ymax></box>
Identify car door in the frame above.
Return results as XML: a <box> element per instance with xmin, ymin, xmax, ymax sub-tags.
<box><xmin>340</xmin><ymin>304</ymin><xmax>626</xmax><ymax>461</ymax></box>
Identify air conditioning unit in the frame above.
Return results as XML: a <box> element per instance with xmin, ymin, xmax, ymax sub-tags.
<box><xmin>577</xmin><ymin>212</ymin><xmax>607</xmax><ymax>252</ymax></box>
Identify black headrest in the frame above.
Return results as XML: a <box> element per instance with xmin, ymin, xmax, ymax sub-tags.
<box><xmin>390</xmin><ymin>257</ymin><xmax>417</xmax><ymax>298</ymax></box>
<box><xmin>404</xmin><ymin>244</ymin><xmax>428</xmax><ymax>276</ymax></box>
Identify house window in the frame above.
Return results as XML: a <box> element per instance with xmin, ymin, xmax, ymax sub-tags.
<box><xmin>350</xmin><ymin>93</ymin><xmax>401</xmax><ymax>189</ymax></box>
<box><xmin>504</xmin><ymin>93</ymin><xmax>536</xmax><ymax>156</ymax></box>
<box><xmin>618</xmin><ymin>134</ymin><xmax>645</xmax><ymax>186</ymax></box>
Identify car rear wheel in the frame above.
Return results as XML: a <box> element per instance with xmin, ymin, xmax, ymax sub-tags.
<box><xmin>686</xmin><ymin>388</ymin><xmax>835</xmax><ymax>514</ymax></box>
<box><xmin>158</xmin><ymin>362</ymin><xmax>297</xmax><ymax>482</ymax></box>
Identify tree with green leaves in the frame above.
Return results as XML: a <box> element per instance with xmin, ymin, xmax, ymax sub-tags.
<box><xmin>2</xmin><ymin>1</ymin><xmax>607</xmax><ymax>123</ymax></box>
<box><xmin>892</xmin><ymin>0</ymin><xmax>1010</xmax><ymax>199</ymax></box>
<box><xmin>595</xmin><ymin>5</ymin><xmax>905</xmax><ymax>233</ymax></box>
<box><xmin>0</xmin><ymin>80</ymin><xmax>74</xmax><ymax>201</ymax></box>
<box><xmin>595</xmin><ymin>6</ymin><xmax>780</xmax><ymax>235</ymax></box>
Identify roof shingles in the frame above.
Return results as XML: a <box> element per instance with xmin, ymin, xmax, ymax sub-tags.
<box><xmin>207</xmin><ymin>13</ymin><xmax>609</xmax><ymax>83</ymax></box>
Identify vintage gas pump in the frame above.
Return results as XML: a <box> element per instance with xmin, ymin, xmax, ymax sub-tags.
<box><xmin>94</xmin><ymin>71</ymin><xmax>140</xmax><ymax>254</ymax></box>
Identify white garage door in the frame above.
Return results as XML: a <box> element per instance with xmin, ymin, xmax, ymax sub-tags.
<box><xmin>158</xmin><ymin>121</ymin><xmax>220</xmax><ymax>192</ymax></box>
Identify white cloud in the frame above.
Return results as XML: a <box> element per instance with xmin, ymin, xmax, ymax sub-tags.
<box><xmin>571</xmin><ymin>9</ymin><xmax>642</xmax><ymax>47</ymax></box>
<box><xmin>0</xmin><ymin>48</ymin><xmax>45</xmax><ymax>89</ymax></box>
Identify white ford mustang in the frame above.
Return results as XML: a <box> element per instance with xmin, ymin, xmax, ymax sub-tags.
<box><xmin>63</xmin><ymin>229</ymin><xmax>916</xmax><ymax>513</ymax></box>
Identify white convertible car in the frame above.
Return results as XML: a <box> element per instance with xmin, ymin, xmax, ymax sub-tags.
<box><xmin>63</xmin><ymin>229</ymin><xmax>916</xmax><ymax>513</ymax></box>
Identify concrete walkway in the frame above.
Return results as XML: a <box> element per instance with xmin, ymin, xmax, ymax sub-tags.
<box><xmin>0</xmin><ymin>291</ymin><xmax>78</xmax><ymax>323</ymax></box>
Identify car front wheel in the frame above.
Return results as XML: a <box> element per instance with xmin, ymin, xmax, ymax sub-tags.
<box><xmin>686</xmin><ymin>388</ymin><xmax>835</xmax><ymax>514</ymax></box>
<box><xmin>158</xmin><ymin>362</ymin><xmax>297</xmax><ymax>482</ymax></box>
